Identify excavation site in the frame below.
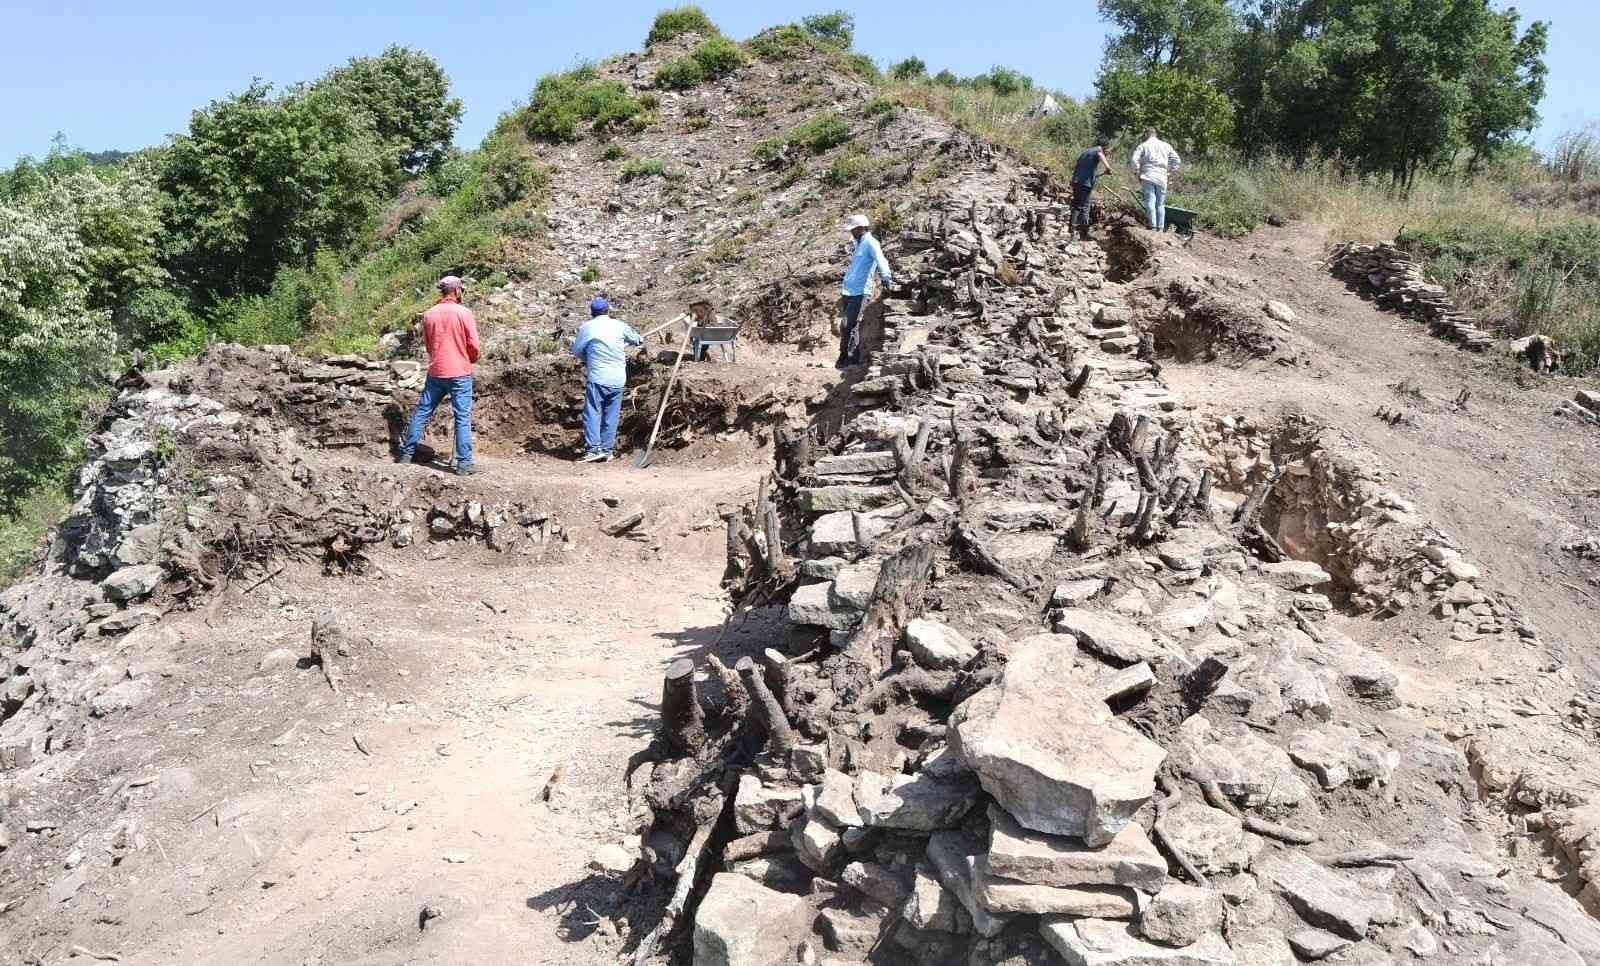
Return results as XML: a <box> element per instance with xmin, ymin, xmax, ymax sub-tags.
<box><xmin>4</xmin><ymin>12</ymin><xmax>1600</xmax><ymax>966</ymax></box>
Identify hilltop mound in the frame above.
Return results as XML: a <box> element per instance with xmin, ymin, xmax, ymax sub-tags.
<box><xmin>4</xmin><ymin>20</ymin><xmax>1600</xmax><ymax>966</ymax></box>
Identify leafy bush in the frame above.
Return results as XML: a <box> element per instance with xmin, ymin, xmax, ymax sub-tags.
<box><xmin>581</xmin><ymin>263</ymin><xmax>601</xmax><ymax>282</ymax></box>
<box><xmin>748</xmin><ymin>25</ymin><xmax>812</xmax><ymax>61</ymax></box>
<box><xmin>647</xmin><ymin>6</ymin><xmax>718</xmax><ymax>46</ymax></box>
<box><xmin>620</xmin><ymin>157</ymin><xmax>678</xmax><ymax>181</ymax></box>
<box><xmin>802</xmin><ymin>11</ymin><xmax>855</xmax><ymax>47</ymax></box>
<box><xmin>424</xmin><ymin>152</ymin><xmax>474</xmax><ymax>196</ymax></box>
<box><xmin>524</xmin><ymin>68</ymin><xmax>643</xmax><ymax>142</ymax></box>
<box><xmin>840</xmin><ymin>53</ymin><xmax>880</xmax><ymax>82</ymax></box>
<box><xmin>823</xmin><ymin>147</ymin><xmax>878</xmax><ymax>186</ymax></box>
<box><xmin>755</xmin><ymin>114</ymin><xmax>852</xmax><ymax>163</ymax></box>
<box><xmin>791</xmin><ymin>115</ymin><xmax>852</xmax><ymax>153</ymax></box>
<box><xmin>864</xmin><ymin>97</ymin><xmax>898</xmax><ymax>127</ymax></box>
<box><xmin>890</xmin><ymin>57</ymin><xmax>927</xmax><ymax>81</ymax></box>
<box><xmin>975</xmin><ymin>66</ymin><xmax>1032</xmax><ymax>96</ymax></box>
<box><xmin>601</xmin><ymin>144</ymin><xmax>627</xmax><ymax>161</ymax></box>
<box><xmin>693</xmin><ymin>35</ymin><xmax>746</xmax><ymax>79</ymax></box>
<box><xmin>475</xmin><ymin>133</ymin><xmax>550</xmax><ymax>210</ymax></box>
<box><xmin>0</xmin><ymin>485</ymin><xmax>68</xmax><ymax>590</ymax></box>
<box><xmin>654</xmin><ymin>56</ymin><xmax>705</xmax><ymax>91</ymax></box>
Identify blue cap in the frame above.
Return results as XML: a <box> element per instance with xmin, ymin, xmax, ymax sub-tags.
<box><xmin>590</xmin><ymin>297</ymin><xmax>610</xmax><ymax>316</ymax></box>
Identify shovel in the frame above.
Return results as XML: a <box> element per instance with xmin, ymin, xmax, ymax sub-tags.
<box><xmin>633</xmin><ymin>322</ymin><xmax>695</xmax><ymax>469</ymax></box>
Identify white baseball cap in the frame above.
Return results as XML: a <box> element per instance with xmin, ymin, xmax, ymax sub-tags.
<box><xmin>845</xmin><ymin>213</ymin><xmax>870</xmax><ymax>230</ymax></box>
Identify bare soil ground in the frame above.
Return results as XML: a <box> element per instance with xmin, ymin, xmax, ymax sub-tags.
<box><xmin>1145</xmin><ymin>221</ymin><xmax>1600</xmax><ymax>820</ymax></box>
<box><xmin>3</xmin><ymin>435</ymin><xmax>796</xmax><ymax>966</ymax></box>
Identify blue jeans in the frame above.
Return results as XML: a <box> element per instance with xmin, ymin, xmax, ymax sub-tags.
<box><xmin>583</xmin><ymin>381</ymin><xmax>624</xmax><ymax>454</ymax></box>
<box><xmin>1141</xmin><ymin>179</ymin><xmax>1167</xmax><ymax>231</ymax></box>
<box><xmin>402</xmin><ymin>375</ymin><xmax>474</xmax><ymax>467</ymax></box>
<box><xmin>839</xmin><ymin>294</ymin><xmax>866</xmax><ymax>364</ymax></box>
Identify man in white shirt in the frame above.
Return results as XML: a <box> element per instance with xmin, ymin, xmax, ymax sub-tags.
<box><xmin>1131</xmin><ymin>128</ymin><xmax>1182</xmax><ymax>232</ymax></box>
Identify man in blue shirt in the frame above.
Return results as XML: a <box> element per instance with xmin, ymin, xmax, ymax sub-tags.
<box><xmin>1070</xmin><ymin>142</ymin><xmax>1112</xmax><ymax>241</ymax></box>
<box><xmin>839</xmin><ymin>213</ymin><xmax>894</xmax><ymax>368</ymax></box>
<box><xmin>571</xmin><ymin>296</ymin><xmax>643</xmax><ymax>463</ymax></box>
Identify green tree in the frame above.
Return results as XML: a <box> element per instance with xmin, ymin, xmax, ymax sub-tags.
<box><xmin>889</xmin><ymin>56</ymin><xmax>927</xmax><ymax>81</ymax></box>
<box><xmin>317</xmin><ymin>47</ymin><xmax>464</xmax><ymax>173</ymax></box>
<box><xmin>1097</xmin><ymin>0</ymin><xmax>1234</xmax><ymax>73</ymax></box>
<box><xmin>1219</xmin><ymin>0</ymin><xmax>1547</xmax><ymax>180</ymax></box>
<box><xmin>802</xmin><ymin>11</ymin><xmax>855</xmax><ymax>47</ymax></box>
<box><xmin>158</xmin><ymin>81</ymin><xmax>391</xmax><ymax>298</ymax></box>
<box><xmin>1095</xmin><ymin>67</ymin><xmax>1235</xmax><ymax>155</ymax></box>
<box><xmin>0</xmin><ymin>185</ymin><xmax>116</xmax><ymax>513</ymax></box>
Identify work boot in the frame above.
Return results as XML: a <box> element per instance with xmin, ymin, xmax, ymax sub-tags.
<box><xmin>455</xmin><ymin>463</ymin><xmax>476</xmax><ymax>476</ymax></box>
<box><xmin>578</xmin><ymin>451</ymin><xmax>609</xmax><ymax>463</ymax></box>
<box><xmin>394</xmin><ymin>449</ymin><xmax>415</xmax><ymax>465</ymax></box>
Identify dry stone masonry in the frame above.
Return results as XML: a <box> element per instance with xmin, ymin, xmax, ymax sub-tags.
<box><xmin>1326</xmin><ymin>242</ymin><xmax>1495</xmax><ymax>352</ymax></box>
<box><xmin>622</xmin><ymin>163</ymin><xmax>1600</xmax><ymax>966</ymax></box>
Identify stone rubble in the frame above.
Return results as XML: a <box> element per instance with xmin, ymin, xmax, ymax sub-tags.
<box><xmin>641</xmin><ymin>159</ymin><xmax>1600</xmax><ymax>966</ymax></box>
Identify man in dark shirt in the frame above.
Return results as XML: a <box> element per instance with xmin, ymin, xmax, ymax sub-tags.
<box><xmin>1070</xmin><ymin>142</ymin><xmax>1112</xmax><ymax>241</ymax></box>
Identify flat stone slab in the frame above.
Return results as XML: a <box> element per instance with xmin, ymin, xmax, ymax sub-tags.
<box><xmin>1259</xmin><ymin>560</ymin><xmax>1332</xmax><ymax>590</ymax></box>
<box><xmin>813</xmin><ymin>451</ymin><xmax>899</xmax><ymax>476</ymax></box>
<box><xmin>975</xmin><ymin>861</ymin><xmax>1140</xmax><ymax>917</ymax></box>
<box><xmin>808</xmin><ymin>510</ymin><xmax>890</xmax><ymax>557</ymax></box>
<box><xmin>798</xmin><ymin>485</ymin><xmax>897</xmax><ymax>514</ymax></box>
<box><xmin>991</xmin><ymin>532</ymin><xmax>1059</xmax><ymax>563</ymax></box>
<box><xmin>1255</xmin><ymin>850</ymin><xmax>1381</xmax><ymax>940</ymax></box>
<box><xmin>903</xmin><ymin>618</ymin><xmax>978</xmax><ymax>670</ymax></box>
<box><xmin>693</xmin><ymin>873</ymin><xmax>810</xmax><ymax>966</ymax></box>
<box><xmin>986</xmin><ymin>804</ymin><xmax>1165</xmax><ymax>890</ymax></box>
<box><xmin>1040</xmin><ymin>917</ymin><xmax>1235</xmax><ymax>966</ymax></box>
<box><xmin>787</xmin><ymin>581</ymin><xmax>858</xmax><ymax>631</ymax></box>
<box><xmin>1053</xmin><ymin>609</ymin><xmax>1168</xmax><ymax>666</ymax></box>
<box><xmin>1158</xmin><ymin>798</ymin><xmax>1261</xmax><ymax>875</ymax></box>
<box><xmin>951</xmin><ymin>637</ymin><xmax>1165</xmax><ymax>844</ymax></box>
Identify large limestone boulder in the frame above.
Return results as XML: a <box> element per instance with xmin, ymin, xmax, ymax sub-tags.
<box><xmin>950</xmin><ymin>637</ymin><xmax>1165</xmax><ymax>844</ymax></box>
<box><xmin>102</xmin><ymin>564</ymin><xmax>163</xmax><ymax>602</ymax></box>
<box><xmin>693</xmin><ymin>874</ymin><xmax>810</xmax><ymax>966</ymax></box>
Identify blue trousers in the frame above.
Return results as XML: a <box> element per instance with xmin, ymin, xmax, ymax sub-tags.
<box><xmin>583</xmin><ymin>381</ymin><xmax>624</xmax><ymax>454</ymax></box>
<box><xmin>839</xmin><ymin>294</ymin><xmax>866</xmax><ymax>364</ymax></box>
<box><xmin>1141</xmin><ymin>179</ymin><xmax>1168</xmax><ymax>231</ymax></box>
<box><xmin>402</xmin><ymin>375</ymin><xmax>474</xmax><ymax>467</ymax></box>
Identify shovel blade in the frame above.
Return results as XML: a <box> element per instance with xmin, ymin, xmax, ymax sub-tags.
<box><xmin>632</xmin><ymin>447</ymin><xmax>655</xmax><ymax>468</ymax></box>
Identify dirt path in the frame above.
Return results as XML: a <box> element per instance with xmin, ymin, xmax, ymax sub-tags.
<box><xmin>7</xmin><ymin>439</ymin><xmax>788</xmax><ymax>966</ymax></box>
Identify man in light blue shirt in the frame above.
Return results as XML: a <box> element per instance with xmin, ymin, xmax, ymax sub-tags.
<box><xmin>839</xmin><ymin>213</ymin><xmax>894</xmax><ymax>368</ymax></box>
<box><xmin>572</xmin><ymin>296</ymin><xmax>643</xmax><ymax>463</ymax></box>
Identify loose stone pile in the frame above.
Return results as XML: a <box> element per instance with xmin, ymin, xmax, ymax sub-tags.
<box><xmin>1326</xmin><ymin>243</ymin><xmax>1494</xmax><ymax>352</ymax></box>
<box><xmin>622</xmin><ymin>176</ymin><xmax>1600</xmax><ymax>966</ymax></box>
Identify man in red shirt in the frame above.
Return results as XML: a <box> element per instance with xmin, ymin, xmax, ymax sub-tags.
<box><xmin>397</xmin><ymin>276</ymin><xmax>481</xmax><ymax>475</ymax></box>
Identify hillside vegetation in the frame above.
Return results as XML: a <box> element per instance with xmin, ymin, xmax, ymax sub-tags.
<box><xmin>1</xmin><ymin>3</ymin><xmax>1596</xmax><ymax>587</ymax></box>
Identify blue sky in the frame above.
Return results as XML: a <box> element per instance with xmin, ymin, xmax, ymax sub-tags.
<box><xmin>3</xmin><ymin>0</ymin><xmax>1592</xmax><ymax>165</ymax></box>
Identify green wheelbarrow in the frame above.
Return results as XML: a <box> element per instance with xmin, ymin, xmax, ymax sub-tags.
<box><xmin>1110</xmin><ymin>186</ymin><xmax>1198</xmax><ymax>235</ymax></box>
<box><xmin>1164</xmin><ymin>205</ymin><xmax>1198</xmax><ymax>235</ymax></box>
